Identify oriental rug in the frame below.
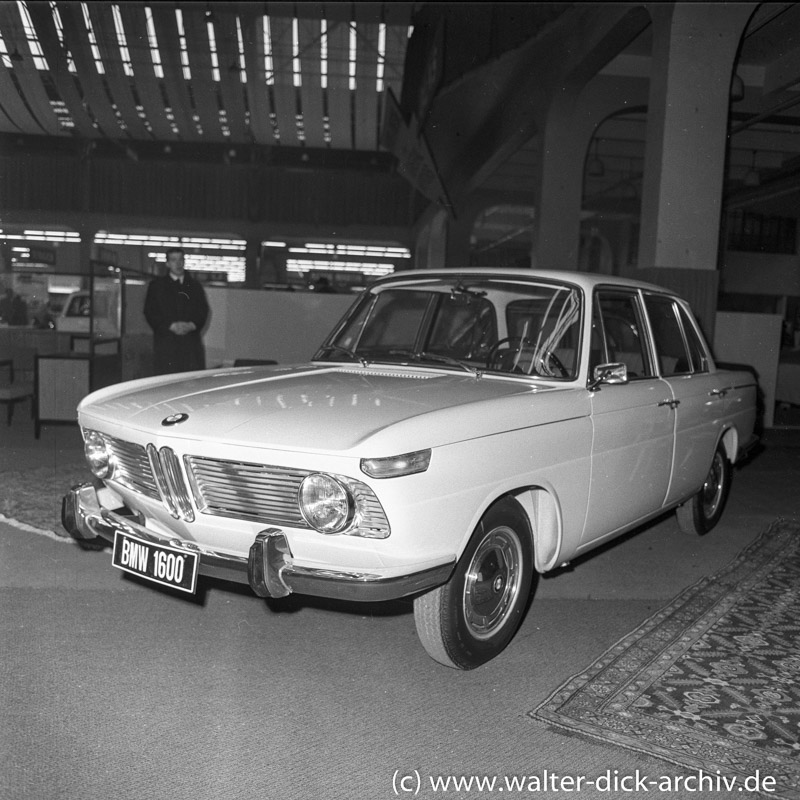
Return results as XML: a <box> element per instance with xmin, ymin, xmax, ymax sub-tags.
<box><xmin>0</xmin><ymin>462</ymin><xmax>90</xmax><ymax>537</ymax></box>
<box><xmin>531</xmin><ymin>519</ymin><xmax>800</xmax><ymax>800</ymax></box>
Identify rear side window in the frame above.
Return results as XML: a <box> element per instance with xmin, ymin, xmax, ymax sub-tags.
<box><xmin>678</xmin><ymin>304</ymin><xmax>710</xmax><ymax>373</ymax></box>
<box><xmin>644</xmin><ymin>294</ymin><xmax>708</xmax><ymax>376</ymax></box>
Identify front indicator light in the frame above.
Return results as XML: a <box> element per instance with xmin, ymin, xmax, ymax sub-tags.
<box><xmin>360</xmin><ymin>449</ymin><xmax>431</xmax><ymax>479</ymax></box>
<box><xmin>298</xmin><ymin>473</ymin><xmax>355</xmax><ymax>533</ymax></box>
<box><xmin>84</xmin><ymin>429</ymin><xmax>113</xmax><ymax>479</ymax></box>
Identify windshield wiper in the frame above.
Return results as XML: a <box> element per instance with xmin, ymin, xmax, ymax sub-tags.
<box><xmin>387</xmin><ymin>349</ymin><xmax>480</xmax><ymax>377</ymax></box>
<box><xmin>318</xmin><ymin>344</ymin><xmax>369</xmax><ymax>367</ymax></box>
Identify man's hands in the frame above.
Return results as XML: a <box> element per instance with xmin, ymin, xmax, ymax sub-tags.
<box><xmin>169</xmin><ymin>321</ymin><xmax>196</xmax><ymax>335</ymax></box>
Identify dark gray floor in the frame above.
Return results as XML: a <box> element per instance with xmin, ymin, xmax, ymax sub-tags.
<box><xmin>2</xmin><ymin>413</ymin><xmax>799</xmax><ymax>800</ymax></box>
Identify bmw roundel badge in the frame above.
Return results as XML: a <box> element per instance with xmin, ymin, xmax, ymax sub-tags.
<box><xmin>162</xmin><ymin>412</ymin><xmax>189</xmax><ymax>426</ymax></box>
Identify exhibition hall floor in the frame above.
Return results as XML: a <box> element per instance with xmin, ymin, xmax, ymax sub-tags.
<box><xmin>2</xmin><ymin>415</ymin><xmax>799</xmax><ymax>800</ymax></box>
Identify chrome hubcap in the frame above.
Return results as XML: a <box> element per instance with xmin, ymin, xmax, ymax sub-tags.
<box><xmin>463</xmin><ymin>527</ymin><xmax>523</xmax><ymax>639</ymax></box>
<box><xmin>702</xmin><ymin>452</ymin><xmax>724</xmax><ymax>519</ymax></box>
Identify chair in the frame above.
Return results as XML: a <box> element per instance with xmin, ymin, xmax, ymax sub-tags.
<box><xmin>0</xmin><ymin>358</ymin><xmax>34</xmax><ymax>425</ymax></box>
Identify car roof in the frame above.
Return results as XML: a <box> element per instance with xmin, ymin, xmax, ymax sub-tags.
<box><xmin>374</xmin><ymin>268</ymin><xmax>678</xmax><ymax>296</ymax></box>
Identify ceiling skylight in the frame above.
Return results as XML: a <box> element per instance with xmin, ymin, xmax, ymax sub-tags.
<box><xmin>0</xmin><ymin>29</ymin><xmax>11</xmax><ymax>69</ymax></box>
<box><xmin>320</xmin><ymin>19</ymin><xmax>328</xmax><ymax>89</ymax></box>
<box><xmin>263</xmin><ymin>16</ymin><xmax>274</xmax><ymax>85</ymax></box>
<box><xmin>144</xmin><ymin>6</ymin><xmax>164</xmax><ymax>79</ymax></box>
<box><xmin>376</xmin><ymin>23</ymin><xmax>386</xmax><ymax>92</ymax></box>
<box><xmin>348</xmin><ymin>22</ymin><xmax>357</xmax><ymax>91</ymax></box>
<box><xmin>80</xmin><ymin>2</ymin><xmax>104</xmax><ymax>74</ymax></box>
<box><xmin>111</xmin><ymin>5</ymin><xmax>134</xmax><ymax>77</ymax></box>
<box><xmin>18</xmin><ymin>1</ymin><xmax>49</xmax><ymax>70</ymax></box>
<box><xmin>292</xmin><ymin>17</ymin><xmax>301</xmax><ymax>88</ymax></box>
<box><xmin>235</xmin><ymin>16</ymin><xmax>246</xmax><ymax>84</ymax></box>
<box><xmin>48</xmin><ymin>2</ymin><xmax>75</xmax><ymax>72</ymax></box>
<box><xmin>206</xmin><ymin>16</ymin><xmax>221</xmax><ymax>83</ymax></box>
<box><xmin>175</xmin><ymin>8</ymin><xmax>192</xmax><ymax>80</ymax></box>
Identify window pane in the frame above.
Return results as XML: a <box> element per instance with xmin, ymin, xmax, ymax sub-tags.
<box><xmin>677</xmin><ymin>304</ymin><xmax>709</xmax><ymax>373</ymax></box>
<box><xmin>595</xmin><ymin>292</ymin><xmax>653</xmax><ymax>378</ymax></box>
<box><xmin>644</xmin><ymin>295</ymin><xmax>691</xmax><ymax>376</ymax></box>
<box><xmin>425</xmin><ymin>295</ymin><xmax>496</xmax><ymax>360</ymax></box>
<box><xmin>357</xmin><ymin>290</ymin><xmax>431</xmax><ymax>351</ymax></box>
<box><xmin>504</xmin><ymin>288</ymin><xmax>581</xmax><ymax>378</ymax></box>
<box><xmin>322</xmin><ymin>278</ymin><xmax>581</xmax><ymax>378</ymax></box>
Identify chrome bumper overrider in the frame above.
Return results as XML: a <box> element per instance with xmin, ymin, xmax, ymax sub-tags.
<box><xmin>62</xmin><ymin>483</ymin><xmax>454</xmax><ymax>602</ymax></box>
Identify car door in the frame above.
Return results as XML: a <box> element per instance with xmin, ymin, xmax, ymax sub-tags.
<box><xmin>642</xmin><ymin>293</ymin><xmax>725</xmax><ymax>506</ymax></box>
<box><xmin>582</xmin><ymin>289</ymin><xmax>675</xmax><ymax>546</ymax></box>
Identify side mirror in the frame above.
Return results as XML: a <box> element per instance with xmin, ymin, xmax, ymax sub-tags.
<box><xmin>588</xmin><ymin>362</ymin><xmax>628</xmax><ymax>391</ymax></box>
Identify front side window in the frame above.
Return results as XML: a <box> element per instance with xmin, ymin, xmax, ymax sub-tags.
<box><xmin>592</xmin><ymin>291</ymin><xmax>654</xmax><ymax>379</ymax></box>
<box><xmin>502</xmin><ymin>288</ymin><xmax>581</xmax><ymax>378</ymax></box>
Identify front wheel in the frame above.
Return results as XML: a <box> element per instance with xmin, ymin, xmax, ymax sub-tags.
<box><xmin>675</xmin><ymin>443</ymin><xmax>732</xmax><ymax>535</ymax></box>
<box><xmin>413</xmin><ymin>497</ymin><xmax>534</xmax><ymax>669</ymax></box>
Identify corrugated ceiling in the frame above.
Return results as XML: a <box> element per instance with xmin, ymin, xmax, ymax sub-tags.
<box><xmin>0</xmin><ymin>1</ymin><xmax>415</xmax><ymax>151</ymax></box>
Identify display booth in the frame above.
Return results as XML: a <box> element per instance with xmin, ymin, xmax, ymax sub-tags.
<box><xmin>0</xmin><ymin>262</ymin><xmax>126</xmax><ymax>437</ymax></box>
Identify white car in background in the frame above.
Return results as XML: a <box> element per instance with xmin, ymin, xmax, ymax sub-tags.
<box><xmin>62</xmin><ymin>269</ymin><xmax>758</xmax><ymax>669</ymax></box>
<box><xmin>55</xmin><ymin>289</ymin><xmax>119</xmax><ymax>337</ymax></box>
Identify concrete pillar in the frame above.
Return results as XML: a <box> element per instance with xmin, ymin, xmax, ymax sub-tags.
<box><xmin>638</xmin><ymin>2</ymin><xmax>756</xmax><ymax>271</ymax></box>
<box><xmin>531</xmin><ymin>88</ymin><xmax>584</xmax><ymax>270</ymax></box>
<box><xmin>443</xmin><ymin>204</ymin><xmax>478</xmax><ymax>267</ymax></box>
<box><xmin>413</xmin><ymin>210</ymin><xmax>446</xmax><ymax>270</ymax></box>
<box><xmin>74</xmin><ymin>225</ymin><xmax>97</xmax><ymax>276</ymax></box>
<box><xmin>244</xmin><ymin>238</ymin><xmax>260</xmax><ymax>288</ymax></box>
<box><xmin>412</xmin><ymin>198</ymin><xmax>492</xmax><ymax>270</ymax></box>
<box><xmin>533</xmin><ymin>76</ymin><xmax>649</xmax><ymax>271</ymax></box>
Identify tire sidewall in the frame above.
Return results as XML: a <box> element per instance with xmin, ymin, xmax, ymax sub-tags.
<box><xmin>440</xmin><ymin>497</ymin><xmax>534</xmax><ymax>668</ymax></box>
<box><xmin>687</xmin><ymin>445</ymin><xmax>732</xmax><ymax>534</ymax></box>
<box><xmin>699</xmin><ymin>446</ymin><xmax>732</xmax><ymax>532</ymax></box>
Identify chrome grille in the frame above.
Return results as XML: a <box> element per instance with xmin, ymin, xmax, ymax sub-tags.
<box><xmin>186</xmin><ymin>457</ymin><xmax>307</xmax><ymax>527</ymax></box>
<box><xmin>106</xmin><ymin>436</ymin><xmax>159</xmax><ymax>500</ymax></box>
<box><xmin>94</xmin><ymin>431</ymin><xmax>390</xmax><ymax>537</ymax></box>
<box><xmin>185</xmin><ymin>455</ymin><xmax>391</xmax><ymax>538</ymax></box>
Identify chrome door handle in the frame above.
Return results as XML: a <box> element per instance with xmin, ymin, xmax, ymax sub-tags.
<box><xmin>658</xmin><ymin>399</ymin><xmax>680</xmax><ymax>409</ymax></box>
<box><xmin>709</xmin><ymin>388</ymin><xmax>728</xmax><ymax>398</ymax></box>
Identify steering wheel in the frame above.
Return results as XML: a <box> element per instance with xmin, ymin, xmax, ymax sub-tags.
<box><xmin>538</xmin><ymin>349</ymin><xmax>570</xmax><ymax>378</ymax></box>
<box><xmin>486</xmin><ymin>337</ymin><xmax>533</xmax><ymax>372</ymax></box>
<box><xmin>486</xmin><ymin>338</ymin><xmax>571</xmax><ymax>378</ymax></box>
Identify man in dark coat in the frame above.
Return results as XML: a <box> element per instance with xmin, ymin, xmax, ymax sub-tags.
<box><xmin>144</xmin><ymin>247</ymin><xmax>210</xmax><ymax>375</ymax></box>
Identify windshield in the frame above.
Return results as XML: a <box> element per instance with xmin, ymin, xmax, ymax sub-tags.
<box><xmin>315</xmin><ymin>278</ymin><xmax>583</xmax><ymax>379</ymax></box>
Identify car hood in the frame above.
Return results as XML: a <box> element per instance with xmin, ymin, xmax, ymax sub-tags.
<box><xmin>78</xmin><ymin>363</ymin><xmax>588</xmax><ymax>455</ymax></box>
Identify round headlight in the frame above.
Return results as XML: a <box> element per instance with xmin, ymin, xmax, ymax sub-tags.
<box><xmin>298</xmin><ymin>473</ymin><xmax>354</xmax><ymax>534</ymax></box>
<box><xmin>84</xmin><ymin>430</ymin><xmax>113</xmax><ymax>479</ymax></box>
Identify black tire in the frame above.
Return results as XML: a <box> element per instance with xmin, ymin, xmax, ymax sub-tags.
<box><xmin>413</xmin><ymin>497</ymin><xmax>534</xmax><ymax>669</ymax></box>
<box><xmin>675</xmin><ymin>443</ymin><xmax>732</xmax><ymax>535</ymax></box>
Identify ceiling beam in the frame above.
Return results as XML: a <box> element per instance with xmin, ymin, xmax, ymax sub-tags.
<box><xmin>416</xmin><ymin>3</ymin><xmax>651</xmax><ymax>206</ymax></box>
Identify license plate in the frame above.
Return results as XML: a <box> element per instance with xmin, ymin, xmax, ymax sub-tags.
<box><xmin>112</xmin><ymin>531</ymin><xmax>199</xmax><ymax>594</ymax></box>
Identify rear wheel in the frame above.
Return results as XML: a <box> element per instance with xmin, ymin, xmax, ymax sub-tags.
<box><xmin>414</xmin><ymin>497</ymin><xmax>534</xmax><ymax>669</ymax></box>
<box><xmin>676</xmin><ymin>443</ymin><xmax>731</xmax><ymax>535</ymax></box>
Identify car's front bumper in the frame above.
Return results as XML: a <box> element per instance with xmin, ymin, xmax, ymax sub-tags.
<box><xmin>62</xmin><ymin>482</ymin><xmax>454</xmax><ymax>602</ymax></box>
